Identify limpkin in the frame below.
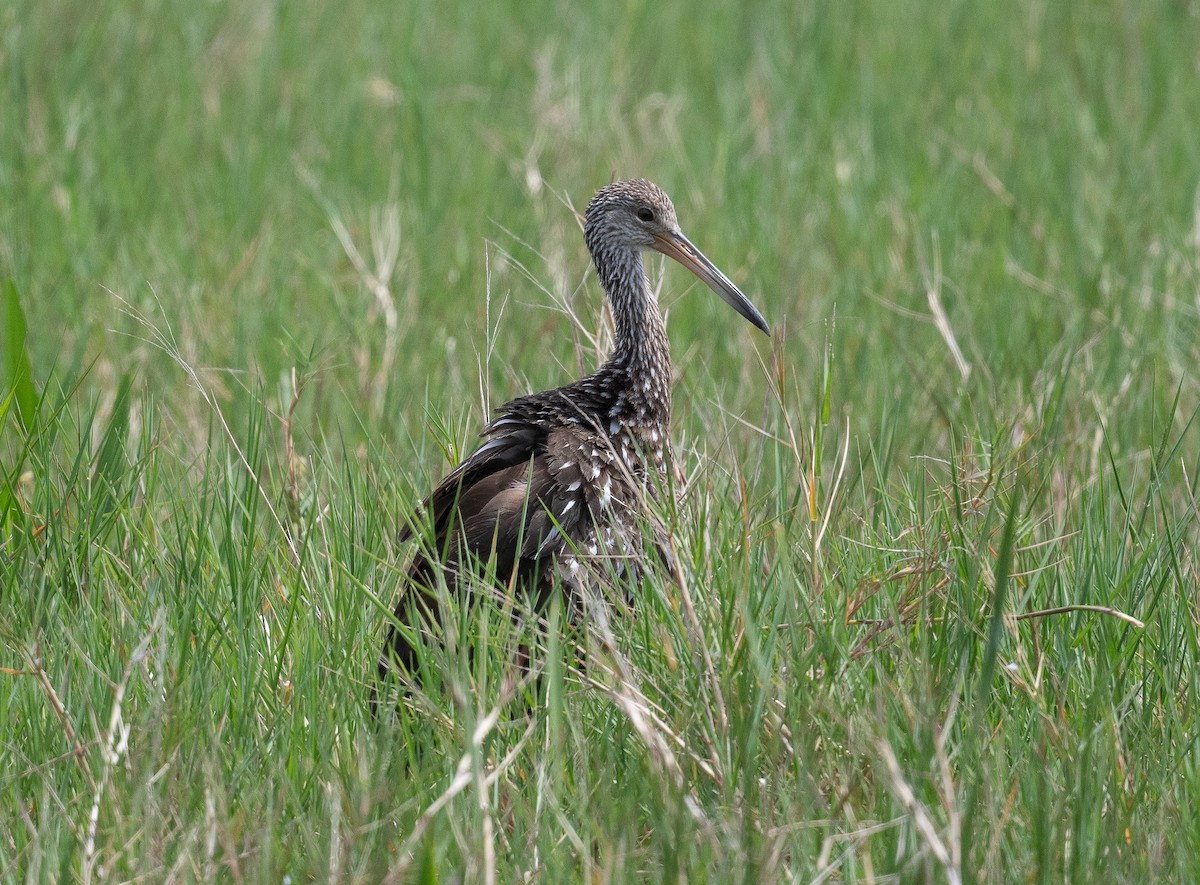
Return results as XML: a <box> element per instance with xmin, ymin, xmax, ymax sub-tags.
<box><xmin>378</xmin><ymin>179</ymin><xmax>769</xmax><ymax>691</ymax></box>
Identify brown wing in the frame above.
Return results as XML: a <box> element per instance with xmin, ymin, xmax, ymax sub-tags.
<box><xmin>379</xmin><ymin>420</ymin><xmax>598</xmax><ymax>683</ymax></box>
<box><xmin>395</xmin><ymin>419</ymin><xmax>541</xmax><ymax>547</ymax></box>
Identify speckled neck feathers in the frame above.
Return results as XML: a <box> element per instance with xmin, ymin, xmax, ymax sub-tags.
<box><xmin>582</xmin><ymin>189</ymin><xmax>673</xmax><ymax>472</ymax></box>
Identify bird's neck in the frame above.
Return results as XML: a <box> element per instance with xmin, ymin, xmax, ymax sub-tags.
<box><xmin>592</xmin><ymin>246</ymin><xmax>672</xmax><ymax>460</ymax></box>
<box><xmin>594</xmin><ymin>246</ymin><xmax>668</xmax><ymax>376</ymax></box>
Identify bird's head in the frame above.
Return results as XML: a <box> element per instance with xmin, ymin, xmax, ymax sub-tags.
<box><xmin>584</xmin><ymin>179</ymin><xmax>769</xmax><ymax>335</ymax></box>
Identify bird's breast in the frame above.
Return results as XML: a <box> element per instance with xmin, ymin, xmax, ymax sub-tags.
<box><xmin>606</xmin><ymin>400</ymin><xmax>669</xmax><ymax>478</ymax></box>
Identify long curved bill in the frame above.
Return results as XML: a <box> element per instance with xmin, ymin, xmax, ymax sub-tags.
<box><xmin>652</xmin><ymin>230</ymin><xmax>770</xmax><ymax>335</ymax></box>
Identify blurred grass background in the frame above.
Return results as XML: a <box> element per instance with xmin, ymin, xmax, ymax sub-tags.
<box><xmin>3</xmin><ymin>0</ymin><xmax>1200</xmax><ymax>880</ymax></box>
<box><xmin>7</xmin><ymin>0</ymin><xmax>1196</xmax><ymax>448</ymax></box>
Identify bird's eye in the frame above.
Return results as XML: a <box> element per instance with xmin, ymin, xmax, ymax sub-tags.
<box><xmin>637</xmin><ymin>207</ymin><xmax>655</xmax><ymax>222</ymax></box>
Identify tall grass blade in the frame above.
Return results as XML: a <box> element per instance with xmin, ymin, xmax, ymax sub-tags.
<box><xmin>1</xmin><ymin>279</ymin><xmax>38</xmax><ymax>432</ymax></box>
<box><xmin>978</xmin><ymin>480</ymin><xmax>1021</xmax><ymax>707</ymax></box>
<box><xmin>92</xmin><ymin>373</ymin><xmax>133</xmax><ymax>523</ymax></box>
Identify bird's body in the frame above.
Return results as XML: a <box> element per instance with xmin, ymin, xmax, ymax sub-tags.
<box><xmin>378</xmin><ymin>179</ymin><xmax>768</xmax><ymax>687</ymax></box>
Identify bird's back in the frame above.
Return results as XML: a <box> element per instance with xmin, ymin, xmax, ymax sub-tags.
<box><xmin>380</xmin><ymin>370</ymin><xmax>653</xmax><ymax>679</ymax></box>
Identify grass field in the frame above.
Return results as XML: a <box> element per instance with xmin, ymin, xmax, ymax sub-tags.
<box><xmin>4</xmin><ymin>0</ymin><xmax>1200</xmax><ymax>880</ymax></box>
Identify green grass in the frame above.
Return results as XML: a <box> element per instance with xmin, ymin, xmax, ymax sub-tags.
<box><xmin>3</xmin><ymin>0</ymin><xmax>1200</xmax><ymax>879</ymax></box>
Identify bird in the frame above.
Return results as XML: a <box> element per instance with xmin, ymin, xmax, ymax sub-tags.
<box><xmin>377</xmin><ymin>178</ymin><xmax>769</xmax><ymax>693</ymax></box>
